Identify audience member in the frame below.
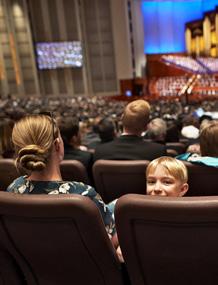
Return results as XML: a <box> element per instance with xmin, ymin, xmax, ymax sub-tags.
<box><xmin>200</xmin><ymin>120</ymin><xmax>218</xmax><ymax>159</ymax></box>
<box><xmin>59</xmin><ymin>117</ymin><xmax>92</xmax><ymax>170</ymax></box>
<box><xmin>81</xmin><ymin>118</ymin><xmax>101</xmax><ymax>148</ymax></box>
<box><xmin>145</xmin><ymin>117</ymin><xmax>167</xmax><ymax>144</ymax></box>
<box><xmin>93</xmin><ymin>99</ymin><xmax>167</xmax><ymax>161</ymax></box>
<box><xmin>165</xmin><ymin>119</ymin><xmax>181</xmax><ymax>142</ymax></box>
<box><xmin>185</xmin><ymin>117</ymin><xmax>212</xmax><ymax>154</ymax></box>
<box><xmin>146</xmin><ymin>156</ymin><xmax>189</xmax><ymax>196</ymax></box>
<box><xmin>98</xmin><ymin>118</ymin><xmax>116</xmax><ymax>141</ymax></box>
<box><xmin>88</xmin><ymin>118</ymin><xmax>116</xmax><ymax>149</ymax></box>
<box><xmin>116</xmin><ymin>156</ymin><xmax>189</xmax><ymax>263</ymax></box>
<box><xmin>7</xmin><ymin>114</ymin><xmax>116</xmax><ymax>242</ymax></box>
<box><xmin>177</xmin><ymin>120</ymin><xmax>218</xmax><ymax>167</ymax></box>
<box><xmin>180</xmin><ymin>114</ymin><xmax>200</xmax><ymax>141</ymax></box>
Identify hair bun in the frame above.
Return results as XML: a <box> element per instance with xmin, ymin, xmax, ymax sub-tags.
<box><xmin>18</xmin><ymin>145</ymin><xmax>45</xmax><ymax>156</ymax></box>
<box><xmin>17</xmin><ymin>145</ymin><xmax>47</xmax><ymax>171</ymax></box>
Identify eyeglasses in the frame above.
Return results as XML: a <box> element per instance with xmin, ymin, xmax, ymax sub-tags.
<box><xmin>39</xmin><ymin>111</ymin><xmax>56</xmax><ymax>140</ymax></box>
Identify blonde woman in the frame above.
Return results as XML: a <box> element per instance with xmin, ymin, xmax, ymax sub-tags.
<box><xmin>7</xmin><ymin>113</ymin><xmax>116</xmax><ymax>238</ymax></box>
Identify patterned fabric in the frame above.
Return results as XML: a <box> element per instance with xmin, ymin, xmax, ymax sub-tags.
<box><xmin>7</xmin><ymin>176</ymin><xmax>115</xmax><ymax>236</ymax></box>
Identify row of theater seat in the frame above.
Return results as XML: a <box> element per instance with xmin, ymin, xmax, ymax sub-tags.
<box><xmin>0</xmin><ymin>158</ymin><xmax>217</xmax><ymax>203</ymax></box>
<box><xmin>1</xmin><ymin>192</ymin><xmax>218</xmax><ymax>284</ymax></box>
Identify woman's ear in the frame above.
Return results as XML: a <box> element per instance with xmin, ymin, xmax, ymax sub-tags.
<box><xmin>54</xmin><ymin>138</ymin><xmax>61</xmax><ymax>151</ymax></box>
<box><xmin>179</xmin><ymin>183</ymin><xmax>189</xmax><ymax>197</ymax></box>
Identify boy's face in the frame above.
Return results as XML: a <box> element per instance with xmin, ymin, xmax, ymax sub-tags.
<box><xmin>146</xmin><ymin>165</ymin><xmax>188</xmax><ymax>197</ymax></box>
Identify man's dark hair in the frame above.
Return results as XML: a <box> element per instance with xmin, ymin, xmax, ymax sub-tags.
<box><xmin>97</xmin><ymin>118</ymin><xmax>115</xmax><ymax>143</ymax></box>
<box><xmin>199</xmin><ymin>114</ymin><xmax>213</xmax><ymax>125</ymax></box>
<box><xmin>59</xmin><ymin>117</ymin><xmax>79</xmax><ymax>144</ymax></box>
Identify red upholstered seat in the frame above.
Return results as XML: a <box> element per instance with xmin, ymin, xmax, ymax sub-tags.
<box><xmin>93</xmin><ymin>160</ymin><xmax>149</xmax><ymax>203</ymax></box>
<box><xmin>116</xmin><ymin>194</ymin><xmax>218</xmax><ymax>285</ymax></box>
<box><xmin>183</xmin><ymin>161</ymin><xmax>218</xmax><ymax>196</ymax></box>
<box><xmin>0</xmin><ymin>192</ymin><xmax>124</xmax><ymax>285</ymax></box>
<box><xmin>60</xmin><ymin>159</ymin><xmax>90</xmax><ymax>184</ymax></box>
<box><xmin>0</xmin><ymin>159</ymin><xmax>19</xmax><ymax>191</ymax></box>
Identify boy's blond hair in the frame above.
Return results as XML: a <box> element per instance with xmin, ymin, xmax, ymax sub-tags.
<box><xmin>146</xmin><ymin>156</ymin><xmax>188</xmax><ymax>183</ymax></box>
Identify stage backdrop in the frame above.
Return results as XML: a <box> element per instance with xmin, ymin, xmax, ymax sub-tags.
<box><xmin>142</xmin><ymin>0</ymin><xmax>218</xmax><ymax>54</ymax></box>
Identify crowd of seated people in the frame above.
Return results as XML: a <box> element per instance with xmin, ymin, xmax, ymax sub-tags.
<box><xmin>197</xmin><ymin>57</ymin><xmax>218</xmax><ymax>73</ymax></box>
<box><xmin>191</xmin><ymin>74</ymin><xmax>218</xmax><ymax>97</ymax></box>
<box><xmin>155</xmin><ymin>76</ymin><xmax>188</xmax><ymax>97</ymax></box>
<box><xmin>154</xmin><ymin>74</ymin><xmax>218</xmax><ymax>99</ymax></box>
<box><xmin>0</xmin><ymin>94</ymin><xmax>217</xmax><ymax>283</ymax></box>
<box><xmin>5</xmin><ymin>101</ymin><xmax>197</xmax><ymax>262</ymax></box>
<box><xmin>1</xmin><ymin>95</ymin><xmax>216</xmax><ymax>175</ymax></box>
<box><xmin>162</xmin><ymin>55</ymin><xmax>206</xmax><ymax>73</ymax></box>
<box><xmin>0</xmin><ymin>96</ymin><xmax>217</xmax><ymax>161</ymax></box>
<box><xmin>195</xmin><ymin>74</ymin><xmax>218</xmax><ymax>87</ymax></box>
<box><xmin>194</xmin><ymin>89</ymin><xmax>218</xmax><ymax>97</ymax></box>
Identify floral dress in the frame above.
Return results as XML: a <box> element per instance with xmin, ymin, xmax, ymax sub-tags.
<box><xmin>7</xmin><ymin>176</ymin><xmax>115</xmax><ymax>236</ymax></box>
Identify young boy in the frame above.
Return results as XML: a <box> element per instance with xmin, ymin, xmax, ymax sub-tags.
<box><xmin>116</xmin><ymin>156</ymin><xmax>189</xmax><ymax>263</ymax></box>
<box><xmin>146</xmin><ymin>156</ymin><xmax>189</xmax><ymax>197</ymax></box>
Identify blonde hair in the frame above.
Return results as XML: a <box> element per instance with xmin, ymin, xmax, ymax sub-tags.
<box><xmin>122</xmin><ymin>100</ymin><xmax>150</xmax><ymax>134</ymax></box>
<box><xmin>200</xmin><ymin>120</ymin><xmax>218</xmax><ymax>157</ymax></box>
<box><xmin>12</xmin><ymin>114</ymin><xmax>59</xmax><ymax>172</ymax></box>
<box><xmin>146</xmin><ymin>156</ymin><xmax>188</xmax><ymax>183</ymax></box>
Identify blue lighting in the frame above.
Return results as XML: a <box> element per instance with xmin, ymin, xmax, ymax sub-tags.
<box><xmin>142</xmin><ymin>0</ymin><xmax>218</xmax><ymax>54</ymax></box>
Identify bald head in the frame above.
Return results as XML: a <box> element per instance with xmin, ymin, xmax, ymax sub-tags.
<box><xmin>122</xmin><ymin>99</ymin><xmax>150</xmax><ymax>135</ymax></box>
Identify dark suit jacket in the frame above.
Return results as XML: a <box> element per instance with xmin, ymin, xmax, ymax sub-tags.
<box><xmin>93</xmin><ymin>135</ymin><xmax>167</xmax><ymax>162</ymax></box>
<box><xmin>64</xmin><ymin>145</ymin><xmax>92</xmax><ymax>170</ymax></box>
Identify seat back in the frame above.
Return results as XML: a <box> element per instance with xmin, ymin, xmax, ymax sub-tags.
<box><xmin>0</xmin><ymin>224</ymin><xmax>26</xmax><ymax>285</ymax></box>
<box><xmin>93</xmin><ymin>160</ymin><xmax>149</xmax><ymax>203</ymax></box>
<box><xmin>0</xmin><ymin>159</ymin><xmax>19</xmax><ymax>191</ymax></box>
<box><xmin>0</xmin><ymin>159</ymin><xmax>90</xmax><ymax>190</ymax></box>
<box><xmin>116</xmin><ymin>194</ymin><xmax>218</xmax><ymax>285</ymax></box>
<box><xmin>60</xmin><ymin>160</ymin><xmax>90</xmax><ymax>184</ymax></box>
<box><xmin>166</xmin><ymin>142</ymin><xmax>186</xmax><ymax>154</ymax></box>
<box><xmin>183</xmin><ymin>161</ymin><xmax>218</xmax><ymax>196</ymax></box>
<box><xmin>166</xmin><ymin>148</ymin><xmax>178</xmax><ymax>157</ymax></box>
<box><xmin>0</xmin><ymin>192</ymin><xmax>123</xmax><ymax>285</ymax></box>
